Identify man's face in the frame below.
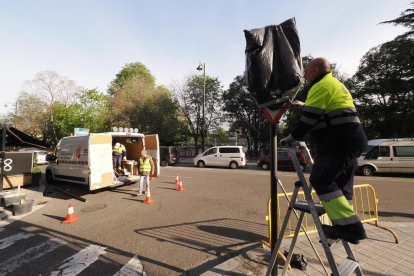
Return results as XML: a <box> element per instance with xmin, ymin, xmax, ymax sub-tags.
<box><xmin>304</xmin><ymin>64</ymin><xmax>317</xmax><ymax>84</ymax></box>
<box><xmin>141</xmin><ymin>150</ymin><xmax>147</xmax><ymax>157</ymax></box>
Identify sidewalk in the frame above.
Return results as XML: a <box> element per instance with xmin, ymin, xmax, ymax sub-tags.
<box><xmin>0</xmin><ymin>175</ymin><xmax>50</xmax><ymax>222</ymax></box>
<box><xmin>200</xmin><ymin>222</ymin><xmax>414</xmax><ymax>276</ymax></box>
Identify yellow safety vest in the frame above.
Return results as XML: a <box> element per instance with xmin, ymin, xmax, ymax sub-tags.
<box><xmin>113</xmin><ymin>145</ymin><xmax>125</xmax><ymax>154</ymax></box>
<box><xmin>139</xmin><ymin>157</ymin><xmax>151</xmax><ymax>173</ymax></box>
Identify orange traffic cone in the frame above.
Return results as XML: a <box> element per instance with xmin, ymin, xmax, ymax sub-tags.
<box><xmin>174</xmin><ymin>174</ymin><xmax>179</xmax><ymax>184</ymax></box>
<box><xmin>177</xmin><ymin>179</ymin><xmax>184</xmax><ymax>191</ymax></box>
<box><xmin>150</xmin><ymin>176</ymin><xmax>154</xmax><ymax>180</ymax></box>
<box><xmin>143</xmin><ymin>189</ymin><xmax>154</xmax><ymax>204</ymax></box>
<box><xmin>61</xmin><ymin>203</ymin><xmax>79</xmax><ymax>224</ymax></box>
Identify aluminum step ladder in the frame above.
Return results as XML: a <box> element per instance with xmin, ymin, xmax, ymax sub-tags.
<box><xmin>265</xmin><ymin>141</ymin><xmax>363</xmax><ymax>276</ymax></box>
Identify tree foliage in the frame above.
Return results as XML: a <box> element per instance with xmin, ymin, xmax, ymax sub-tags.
<box><xmin>21</xmin><ymin>71</ymin><xmax>84</xmax><ymax>145</ymax></box>
<box><xmin>351</xmin><ymin>36</ymin><xmax>414</xmax><ymax>139</ymax></box>
<box><xmin>222</xmin><ymin>75</ymin><xmax>269</xmax><ymax>156</ymax></box>
<box><xmin>380</xmin><ymin>2</ymin><xmax>414</xmax><ymax>38</ymax></box>
<box><xmin>171</xmin><ymin>75</ymin><xmax>223</xmax><ymax>154</ymax></box>
<box><xmin>108</xmin><ymin>63</ymin><xmax>183</xmax><ymax>145</ymax></box>
<box><xmin>108</xmin><ymin>62</ymin><xmax>156</xmax><ymax>94</ymax></box>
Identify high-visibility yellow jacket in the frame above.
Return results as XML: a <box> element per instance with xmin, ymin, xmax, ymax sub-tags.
<box><xmin>112</xmin><ymin>144</ymin><xmax>126</xmax><ymax>155</ymax></box>
<box><xmin>138</xmin><ymin>156</ymin><xmax>154</xmax><ymax>175</ymax></box>
<box><xmin>291</xmin><ymin>72</ymin><xmax>367</xmax><ymax>153</ymax></box>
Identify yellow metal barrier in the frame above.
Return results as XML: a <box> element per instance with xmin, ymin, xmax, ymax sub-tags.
<box><xmin>261</xmin><ymin>184</ymin><xmax>399</xmax><ymax>251</ymax></box>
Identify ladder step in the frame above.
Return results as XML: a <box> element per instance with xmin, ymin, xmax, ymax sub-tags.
<box><xmin>337</xmin><ymin>258</ymin><xmax>360</xmax><ymax>276</ymax></box>
<box><xmin>293</xmin><ymin>200</ymin><xmax>326</xmax><ymax>216</ymax></box>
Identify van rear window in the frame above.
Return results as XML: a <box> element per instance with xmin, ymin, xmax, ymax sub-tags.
<box><xmin>219</xmin><ymin>148</ymin><xmax>240</xmax><ymax>153</ymax></box>
<box><xmin>393</xmin><ymin>146</ymin><xmax>414</xmax><ymax>157</ymax></box>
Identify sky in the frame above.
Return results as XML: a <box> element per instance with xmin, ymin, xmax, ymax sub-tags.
<box><xmin>0</xmin><ymin>0</ymin><xmax>410</xmax><ymax>115</ymax></box>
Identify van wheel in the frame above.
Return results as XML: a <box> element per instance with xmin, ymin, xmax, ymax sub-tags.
<box><xmin>46</xmin><ymin>171</ymin><xmax>54</xmax><ymax>185</ymax></box>
<box><xmin>161</xmin><ymin>160</ymin><xmax>168</xmax><ymax>167</ymax></box>
<box><xmin>230</xmin><ymin>162</ymin><xmax>239</xmax><ymax>169</ymax></box>
<box><xmin>261</xmin><ymin>163</ymin><xmax>269</xmax><ymax>170</ymax></box>
<box><xmin>361</xmin><ymin>165</ymin><xmax>374</xmax><ymax>176</ymax></box>
<box><xmin>197</xmin><ymin>161</ymin><xmax>205</xmax><ymax>168</ymax></box>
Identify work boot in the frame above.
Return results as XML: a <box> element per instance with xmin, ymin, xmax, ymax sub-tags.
<box><xmin>137</xmin><ymin>191</ymin><xmax>142</xmax><ymax>196</ymax></box>
<box><xmin>323</xmin><ymin>225</ymin><xmax>367</xmax><ymax>244</ymax></box>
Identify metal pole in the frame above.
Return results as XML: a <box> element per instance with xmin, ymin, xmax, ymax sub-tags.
<box><xmin>270</xmin><ymin>123</ymin><xmax>278</xmax><ymax>276</ymax></box>
<box><xmin>202</xmin><ymin>63</ymin><xmax>206</xmax><ymax>152</ymax></box>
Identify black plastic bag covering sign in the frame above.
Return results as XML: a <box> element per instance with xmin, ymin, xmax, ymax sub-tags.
<box><xmin>244</xmin><ymin>18</ymin><xmax>302</xmax><ymax>110</ymax></box>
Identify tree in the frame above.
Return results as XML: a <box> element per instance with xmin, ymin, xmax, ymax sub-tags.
<box><xmin>380</xmin><ymin>2</ymin><xmax>414</xmax><ymax>38</ymax></box>
<box><xmin>351</xmin><ymin>36</ymin><xmax>414</xmax><ymax>138</ymax></box>
<box><xmin>108</xmin><ymin>62</ymin><xmax>156</xmax><ymax>94</ymax></box>
<box><xmin>108</xmin><ymin>63</ymin><xmax>183</xmax><ymax>145</ymax></box>
<box><xmin>171</xmin><ymin>75</ymin><xmax>223</xmax><ymax>155</ymax></box>
<box><xmin>23</xmin><ymin>71</ymin><xmax>84</xmax><ymax>145</ymax></box>
<box><xmin>222</xmin><ymin>75</ymin><xmax>269</xmax><ymax>156</ymax></box>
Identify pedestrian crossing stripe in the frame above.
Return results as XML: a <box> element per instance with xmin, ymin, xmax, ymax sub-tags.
<box><xmin>114</xmin><ymin>255</ymin><xmax>145</xmax><ymax>276</ymax></box>
<box><xmin>0</xmin><ymin>232</ymin><xmax>35</xmax><ymax>250</ymax></box>
<box><xmin>0</xmin><ymin>238</ymin><xmax>67</xmax><ymax>275</ymax></box>
<box><xmin>0</xmin><ymin>230</ymin><xmax>146</xmax><ymax>276</ymax></box>
<box><xmin>49</xmin><ymin>244</ymin><xmax>107</xmax><ymax>276</ymax></box>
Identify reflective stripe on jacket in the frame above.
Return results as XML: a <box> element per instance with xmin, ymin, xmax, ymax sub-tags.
<box><xmin>291</xmin><ymin>72</ymin><xmax>367</xmax><ymax>153</ymax></box>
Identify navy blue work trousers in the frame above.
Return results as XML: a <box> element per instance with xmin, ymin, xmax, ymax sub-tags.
<box><xmin>309</xmin><ymin>151</ymin><xmax>362</xmax><ymax>200</ymax></box>
<box><xmin>113</xmin><ymin>154</ymin><xmax>122</xmax><ymax>169</ymax></box>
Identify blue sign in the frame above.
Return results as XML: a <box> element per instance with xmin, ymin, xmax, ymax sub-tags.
<box><xmin>74</xmin><ymin>128</ymin><xmax>89</xmax><ymax>136</ymax></box>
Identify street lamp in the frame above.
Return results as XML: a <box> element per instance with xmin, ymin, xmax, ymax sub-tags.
<box><xmin>196</xmin><ymin>62</ymin><xmax>206</xmax><ymax>152</ymax></box>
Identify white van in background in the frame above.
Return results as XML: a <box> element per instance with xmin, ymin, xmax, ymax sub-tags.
<box><xmin>194</xmin><ymin>146</ymin><xmax>246</xmax><ymax>169</ymax></box>
<box><xmin>358</xmin><ymin>138</ymin><xmax>414</xmax><ymax>176</ymax></box>
<box><xmin>46</xmin><ymin>131</ymin><xmax>159</xmax><ymax>190</ymax></box>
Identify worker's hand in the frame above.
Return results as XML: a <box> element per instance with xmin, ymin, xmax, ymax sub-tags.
<box><xmin>123</xmin><ymin>156</ymin><xmax>126</xmax><ymax>160</ymax></box>
<box><xmin>280</xmin><ymin>134</ymin><xmax>296</xmax><ymax>146</ymax></box>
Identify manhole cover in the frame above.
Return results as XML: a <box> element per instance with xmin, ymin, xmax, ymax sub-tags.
<box><xmin>81</xmin><ymin>204</ymin><xmax>107</xmax><ymax>213</ymax></box>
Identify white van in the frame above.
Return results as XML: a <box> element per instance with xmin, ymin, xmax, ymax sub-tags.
<box><xmin>358</xmin><ymin>138</ymin><xmax>414</xmax><ymax>176</ymax></box>
<box><xmin>194</xmin><ymin>146</ymin><xmax>246</xmax><ymax>169</ymax></box>
<box><xmin>46</xmin><ymin>131</ymin><xmax>159</xmax><ymax>190</ymax></box>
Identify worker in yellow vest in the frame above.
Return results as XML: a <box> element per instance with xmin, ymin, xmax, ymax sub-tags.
<box><xmin>137</xmin><ymin>150</ymin><xmax>154</xmax><ymax>196</ymax></box>
<box><xmin>281</xmin><ymin>57</ymin><xmax>368</xmax><ymax>244</ymax></box>
<box><xmin>112</xmin><ymin>142</ymin><xmax>126</xmax><ymax>170</ymax></box>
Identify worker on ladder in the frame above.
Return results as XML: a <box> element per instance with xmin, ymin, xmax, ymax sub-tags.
<box><xmin>280</xmin><ymin>57</ymin><xmax>368</xmax><ymax>244</ymax></box>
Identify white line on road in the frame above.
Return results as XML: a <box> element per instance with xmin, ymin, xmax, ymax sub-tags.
<box><xmin>49</xmin><ymin>244</ymin><xmax>107</xmax><ymax>276</ymax></box>
<box><xmin>113</xmin><ymin>255</ymin><xmax>146</xmax><ymax>276</ymax></box>
<box><xmin>0</xmin><ymin>232</ymin><xmax>36</xmax><ymax>249</ymax></box>
<box><xmin>0</xmin><ymin>238</ymin><xmax>67</xmax><ymax>275</ymax></box>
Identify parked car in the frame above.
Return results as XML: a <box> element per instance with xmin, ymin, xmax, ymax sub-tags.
<box><xmin>258</xmin><ymin>151</ymin><xmax>307</xmax><ymax>171</ymax></box>
<box><xmin>194</xmin><ymin>146</ymin><xmax>246</xmax><ymax>169</ymax></box>
<box><xmin>160</xmin><ymin>146</ymin><xmax>180</xmax><ymax>167</ymax></box>
<box><xmin>19</xmin><ymin>148</ymin><xmax>49</xmax><ymax>165</ymax></box>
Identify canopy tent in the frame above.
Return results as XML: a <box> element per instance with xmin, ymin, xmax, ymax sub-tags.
<box><xmin>6</xmin><ymin>127</ymin><xmax>50</xmax><ymax>149</ymax></box>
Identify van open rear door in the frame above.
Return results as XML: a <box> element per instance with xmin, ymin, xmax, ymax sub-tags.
<box><xmin>144</xmin><ymin>134</ymin><xmax>160</xmax><ymax>177</ymax></box>
<box><xmin>89</xmin><ymin>134</ymin><xmax>114</xmax><ymax>190</ymax></box>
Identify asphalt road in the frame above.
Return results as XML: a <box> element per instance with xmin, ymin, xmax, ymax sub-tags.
<box><xmin>3</xmin><ymin>163</ymin><xmax>414</xmax><ymax>276</ymax></box>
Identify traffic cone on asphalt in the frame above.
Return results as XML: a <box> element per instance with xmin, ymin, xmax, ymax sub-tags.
<box><xmin>174</xmin><ymin>174</ymin><xmax>179</xmax><ymax>184</ymax></box>
<box><xmin>177</xmin><ymin>179</ymin><xmax>184</xmax><ymax>191</ymax></box>
<box><xmin>61</xmin><ymin>203</ymin><xmax>79</xmax><ymax>224</ymax></box>
<box><xmin>143</xmin><ymin>189</ymin><xmax>154</xmax><ymax>204</ymax></box>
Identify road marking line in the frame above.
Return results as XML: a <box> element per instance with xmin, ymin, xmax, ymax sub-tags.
<box><xmin>50</xmin><ymin>244</ymin><xmax>107</xmax><ymax>276</ymax></box>
<box><xmin>0</xmin><ymin>238</ymin><xmax>67</xmax><ymax>275</ymax></box>
<box><xmin>0</xmin><ymin>232</ymin><xmax>36</xmax><ymax>249</ymax></box>
<box><xmin>113</xmin><ymin>255</ymin><xmax>146</xmax><ymax>276</ymax></box>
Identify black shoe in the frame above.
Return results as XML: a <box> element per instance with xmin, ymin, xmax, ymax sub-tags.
<box><xmin>323</xmin><ymin>225</ymin><xmax>367</xmax><ymax>244</ymax></box>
